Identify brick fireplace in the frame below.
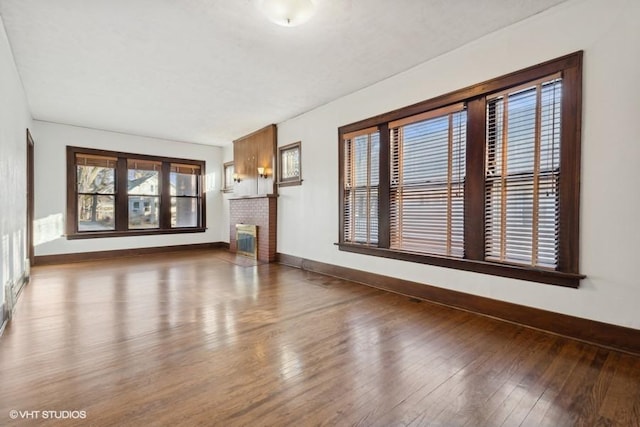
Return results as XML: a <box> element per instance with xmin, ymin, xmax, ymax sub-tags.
<box><xmin>229</xmin><ymin>195</ymin><xmax>277</xmax><ymax>262</ymax></box>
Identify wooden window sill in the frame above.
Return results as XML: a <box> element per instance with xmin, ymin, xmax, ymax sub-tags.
<box><xmin>277</xmin><ymin>179</ymin><xmax>303</xmax><ymax>187</ymax></box>
<box><xmin>66</xmin><ymin>227</ymin><xmax>206</xmax><ymax>240</ymax></box>
<box><xmin>336</xmin><ymin>243</ymin><xmax>585</xmax><ymax>288</ymax></box>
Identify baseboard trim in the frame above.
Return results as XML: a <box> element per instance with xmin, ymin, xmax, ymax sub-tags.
<box><xmin>277</xmin><ymin>252</ymin><xmax>640</xmax><ymax>356</ymax></box>
<box><xmin>13</xmin><ymin>273</ymin><xmax>28</xmax><ymax>298</ymax></box>
<box><xmin>34</xmin><ymin>242</ymin><xmax>229</xmax><ymax>266</ymax></box>
<box><xmin>0</xmin><ymin>303</ymin><xmax>6</xmax><ymax>338</ymax></box>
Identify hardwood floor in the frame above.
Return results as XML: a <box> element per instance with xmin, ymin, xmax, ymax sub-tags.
<box><xmin>1</xmin><ymin>249</ymin><xmax>639</xmax><ymax>426</ymax></box>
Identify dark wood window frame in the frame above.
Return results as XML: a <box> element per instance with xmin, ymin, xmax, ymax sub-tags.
<box><xmin>338</xmin><ymin>52</ymin><xmax>584</xmax><ymax>288</ymax></box>
<box><xmin>66</xmin><ymin>146</ymin><xmax>206</xmax><ymax>239</ymax></box>
<box><xmin>223</xmin><ymin>161</ymin><xmax>234</xmax><ymax>193</ymax></box>
<box><xmin>277</xmin><ymin>141</ymin><xmax>302</xmax><ymax>186</ymax></box>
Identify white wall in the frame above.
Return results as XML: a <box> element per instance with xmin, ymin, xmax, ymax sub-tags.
<box><xmin>0</xmin><ymin>17</ymin><xmax>32</xmax><ymax>310</ymax></box>
<box><xmin>32</xmin><ymin>121</ymin><xmax>225</xmax><ymax>256</ymax></box>
<box><xmin>277</xmin><ymin>0</ymin><xmax>640</xmax><ymax>329</ymax></box>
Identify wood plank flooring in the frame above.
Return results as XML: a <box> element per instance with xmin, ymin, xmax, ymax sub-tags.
<box><xmin>0</xmin><ymin>249</ymin><xmax>638</xmax><ymax>426</ymax></box>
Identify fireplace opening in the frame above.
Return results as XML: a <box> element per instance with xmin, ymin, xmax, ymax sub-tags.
<box><xmin>236</xmin><ymin>224</ymin><xmax>257</xmax><ymax>259</ymax></box>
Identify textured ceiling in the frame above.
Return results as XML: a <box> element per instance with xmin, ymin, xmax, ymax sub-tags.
<box><xmin>0</xmin><ymin>0</ymin><xmax>568</xmax><ymax>146</ymax></box>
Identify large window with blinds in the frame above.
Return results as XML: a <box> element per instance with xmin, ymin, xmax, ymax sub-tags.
<box><xmin>390</xmin><ymin>104</ymin><xmax>466</xmax><ymax>257</ymax></box>
<box><xmin>66</xmin><ymin>146</ymin><xmax>205</xmax><ymax>238</ymax></box>
<box><xmin>338</xmin><ymin>52</ymin><xmax>583</xmax><ymax>287</ymax></box>
<box><xmin>485</xmin><ymin>75</ymin><xmax>562</xmax><ymax>269</ymax></box>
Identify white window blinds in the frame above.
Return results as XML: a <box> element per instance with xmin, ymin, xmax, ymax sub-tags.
<box><xmin>389</xmin><ymin>104</ymin><xmax>466</xmax><ymax>257</ymax></box>
<box><xmin>343</xmin><ymin>128</ymin><xmax>380</xmax><ymax>245</ymax></box>
<box><xmin>485</xmin><ymin>74</ymin><xmax>562</xmax><ymax>268</ymax></box>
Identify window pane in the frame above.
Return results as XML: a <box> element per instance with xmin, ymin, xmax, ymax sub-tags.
<box><xmin>354</xmin><ymin>136</ymin><xmax>368</xmax><ymax>186</ymax></box>
<box><xmin>128</xmin><ymin>196</ymin><xmax>159</xmax><ymax>229</ymax></box>
<box><xmin>402</xmin><ymin>116</ymin><xmax>450</xmax><ymax>184</ymax></box>
<box><xmin>354</xmin><ymin>188</ymin><xmax>368</xmax><ymax>243</ymax></box>
<box><xmin>78</xmin><ymin>195</ymin><xmax>115</xmax><ymax>231</ymax></box>
<box><xmin>172</xmin><ymin>197</ymin><xmax>198</xmax><ymax>227</ymax></box>
<box><xmin>224</xmin><ymin>164</ymin><xmax>234</xmax><ymax>189</ymax></box>
<box><xmin>171</xmin><ymin>172</ymin><xmax>198</xmax><ymax>196</ymax></box>
<box><xmin>128</xmin><ymin>161</ymin><xmax>161</xmax><ymax>196</ymax></box>
<box><xmin>281</xmin><ymin>147</ymin><xmax>300</xmax><ymax>180</ymax></box>
<box><xmin>77</xmin><ymin>165</ymin><xmax>115</xmax><ymax>194</ymax></box>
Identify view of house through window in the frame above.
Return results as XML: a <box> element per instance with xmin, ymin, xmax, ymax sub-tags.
<box><xmin>128</xmin><ymin>159</ymin><xmax>161</xmax><ymax>229</ymax></box>
<box><xmin>68</xmin><ymin>147</ymin><xmax>205</xmax><ymax>238</ymax></box>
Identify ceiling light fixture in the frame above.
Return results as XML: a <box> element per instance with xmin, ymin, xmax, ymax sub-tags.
<box><xmin>257</xmin><ymin>0</ymin><xmax>317</xmax><ymax>27</ymax></box>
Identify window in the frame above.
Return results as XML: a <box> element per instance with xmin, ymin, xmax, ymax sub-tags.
<box><xmin>343</xmin><ymin>128</ymin><xmax>379</xmax><ymax>245</ymax></box>
<box><xmin>127</xmin><ymin>159</ymin><xmax>160</xmax><ymax>229</ymax></box>
<box><xmin>485</xmin><ymin>75</ymin><xmax>562</xmax><ymax>268</ymax></box>
<box><xmin>338</xmin><ymin>52</ymin><xmax>583</xmax><ymax>287</ymax></box>
<box><xmin>390</xmin><ymin>104</ymin><xmax>466</xmax><ymax>257</ymax></box>
<box><xmin>76</xmin><ymin>154</ymin><xmax>116</xmax><ymax>231</ymax></box>
<box><xmin>223</xmin><ymin>161</ymin><xmax>234</xmax><ymax>192</ymax></box>
<box><xmin>171</xmin><ymin>163</ymin><xmax>201</xmax><ymax>228</ymax></box>
<box><xmin>67</xmin><ymin>147</ymin><xmax>205</xmax><ymax>238</ymax></box>
<box><xmin>278</xmin><ymin>141</ymin><xmax>302</xmax><ymax>186</ymax></box>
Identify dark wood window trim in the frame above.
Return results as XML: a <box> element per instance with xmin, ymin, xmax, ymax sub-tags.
<box><xmin>66</xmin><ymin>146</ymin><xmax>206</xmax><ymax>239</ymax></box>
<box><xmin>277</xmin><ymin>141</ymin><xmax>302</xmax><ymax>186</ymax></box>
<box><xmin>338</xmin><ymin>52</ymin><xmax>584</xmax><ymax>288</ymax></box>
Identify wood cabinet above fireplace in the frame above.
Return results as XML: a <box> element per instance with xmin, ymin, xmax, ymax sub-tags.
<box><xmin>232</xmin><ymin>124</ymin><xmax>276</xmax><ymax>197</ymax></box>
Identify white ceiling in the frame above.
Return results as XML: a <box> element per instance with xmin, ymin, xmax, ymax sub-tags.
<box><xmin>0</xmin><ymin>0</ymin><xmax>569</xmax><ymax>146</ymax></box>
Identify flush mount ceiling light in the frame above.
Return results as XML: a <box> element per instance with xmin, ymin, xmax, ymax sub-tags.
<box><xmin>257</xmin><ymin>0</ymin><xmax>317</xmax><ymax>27</ymax></box>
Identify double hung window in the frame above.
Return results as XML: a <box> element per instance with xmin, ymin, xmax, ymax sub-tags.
<box><xmin>338</xmin><ymin>52</ymin><xmax>583</xmax><ymax>287</ymax></box>
<box><xmin>485</xmin><ymin>75</ymin><xmax>562</xmax><ymax>268</ymax></box>
<box><xmin>76</xmin><ymin>154</ymin><xmax>116</xmax><ymax>232</ymax></box>
<box><xmin>389</xmin><ymin>104</ymin><xmax>466</xmax><ymax>257</ymax></box>
<box><xmin>343</xmin><ymin>128</ymin><xmax>380</xmax><ymax>245</ymax></box>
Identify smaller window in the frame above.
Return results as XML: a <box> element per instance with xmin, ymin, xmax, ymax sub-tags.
<box><xmin>170</xmin><ymin>163</ymin><xmax>201</xmax><ymax>228</ymax></box>
<box><xmin>343</xmin><ymin>128</ymin><xmax>379</xmax><ymax>245</ymax></box>
<box><xmin>278</xmin><ymin>142</ymin><xmax>302</xmax><ymax>186</ymax></box>
<box><xmin>128</xmin><ymin>159</ymin><xmax>161</xmax><ymax>230</ymax></box>
<box><xmin>76</xmin><ymin>153</ymin><xmax>116</xmax><ymax>232</ymax></box>
<box><xmin>223</xmin><ymin>161</ymin><xmax>234</xmax><ymax>193</ymax></box>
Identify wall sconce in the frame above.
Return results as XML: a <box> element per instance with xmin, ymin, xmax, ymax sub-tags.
<box><xmin>233</xmin><ymin>173</ymin><xmax>241</xmax><ymax>183</ymax></box>
<box><xmin>257</xmin><ymin>167</ymin><xmax>268</xmax><ymax>179</ymax></box>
